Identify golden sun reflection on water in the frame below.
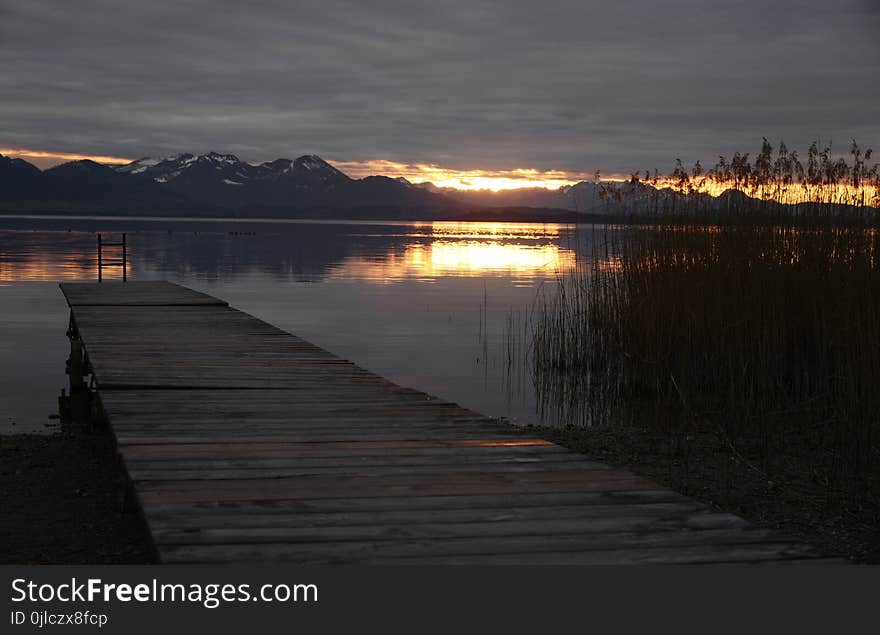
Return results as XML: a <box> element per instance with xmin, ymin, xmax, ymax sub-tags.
<box><xmin>416</xmin><ymin>221</ymin><xmax>566</xmax><ymax>240</ymax></box>
<box><xmin>0</xmin><ymin>231</ymin><xmax>122</xmax><ymax>282</ymax></box>
<box><xmin>329</xmin><ymin>221</ymin><xmax>577</xmax><ymax>282</ymax></box>
<box><xmin>0</xmin><ymin>253</ymin><xmax>97</xmax><ymax>281</ymax></box>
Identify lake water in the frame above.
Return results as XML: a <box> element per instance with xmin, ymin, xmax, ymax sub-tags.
<box><xmin>0</xmin><ymin>215</ymin><xmax>587</xmax><ymax>434</ymax></box>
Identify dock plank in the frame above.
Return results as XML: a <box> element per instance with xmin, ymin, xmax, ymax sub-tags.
<box><xmin>60</xmin><ymin>281</ymin><xmax>824</xmax><ymax>564</ymax></box>
<box><xmin>61</xmin><ymin>280</ymin><xmax>227</xmax><ymax>306</ymax></box>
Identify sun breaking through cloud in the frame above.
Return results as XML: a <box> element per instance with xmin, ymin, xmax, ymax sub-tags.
<box><xmin>328</xmin><ymin>160</ymin><xmax>591</xmax><ymax>190</ymax></box>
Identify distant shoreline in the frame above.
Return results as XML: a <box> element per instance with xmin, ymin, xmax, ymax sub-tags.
<box><xmin>0</xmin><ymin>208</ymin><xmax>608</xmax><ymax>225</ymax></box>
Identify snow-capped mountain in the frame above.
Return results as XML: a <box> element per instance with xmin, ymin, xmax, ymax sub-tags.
<box><xmin>0</xmin><ymin>150</ymin><xmax>450</xmax><ymax>215</ymax></box>
<box><xmin>117</xmin><ymin>152</ymin><xmax>347</xmax><ymax>185</ymax></box>
<box><xmin>112</xmin><ymin>152</ymin><xmax>356</xmax><ymax>206</ymax></box>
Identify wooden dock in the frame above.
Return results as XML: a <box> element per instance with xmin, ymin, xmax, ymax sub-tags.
<box><xmin>60</xmin><ymin>281</ymin><xmax>823</xmax><ymax>564</ymax></box>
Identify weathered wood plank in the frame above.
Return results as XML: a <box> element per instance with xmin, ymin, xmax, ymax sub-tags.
<box><xmin>124</xmin><ymin>459</ymin><xmax>614</xmax><ymax>481</ymax></box>
<box><xmin>140</xmin><ymin>489</ymin><xmax>694</xmax><ymax>516</ymax></box>
<box><xmin>143</xmin><ymin>501</ymin><xmax>708</xmax><ymax>531</ymax></box>
<box><xmin>113</xmin><ymin>432</ymin><xmax>537</xmax><ymax>445</ymax></box>
<box><xmin>118</xmin><ymin>439</ymin><xmax>558</xmax><ymax>454</ymax></box>
<box><xmin>122</xmin><ymin>450</ymin><xmax>587</xmax><ymax>469</ymax></box>
<box><xmin>157</xmin><ymin>532</ymin><xmax>816</xmax><ymax>564</ymax></box>
<box><xmin>134</xmin><ymin>474</ymin><xmax>673</xmax><ymax>504</ymax></box>
<box><xmin>150</xmin><ymin>511</ymin><xmax>752</xmax><ymax>546</ymax></box>
<box><xmin>61</xmin><ymin>281</ymin><xmax>227</xmax><ymax>306</ymax></box>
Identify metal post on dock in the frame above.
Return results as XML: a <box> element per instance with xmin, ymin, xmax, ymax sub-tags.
<box><xmin>96</xmin><ymin>232</ymin><xmax>127</xmax><ymax>282</ymax></box>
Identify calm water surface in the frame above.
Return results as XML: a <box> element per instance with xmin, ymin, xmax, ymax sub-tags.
<box><xmin>0</xmin><ymin>216</ymin><xmax>587</xmax><ymax>433</ymax></box>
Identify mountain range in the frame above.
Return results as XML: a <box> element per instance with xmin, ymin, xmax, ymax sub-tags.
<box><xmin>0</xmin><ymin>151</ymin><xmax>608</xmax><ymax>220</ymax></box>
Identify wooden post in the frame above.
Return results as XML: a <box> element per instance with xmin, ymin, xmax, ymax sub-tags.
<box><xmin>66</xmin><ymin>311</ymin><xmax>85</xmax><ymax>391</ymax></box>
<box><xmin>122</xmin><ymin>233</ymin><xmax>127</xmax><ymax>282</ymax></box>
<box><xmin>68</xmin><ymin>335</ymin><xmax>85</xmax><ymax>390</ymax></box>
<box><xmin>97</xmin><ymin>233</ymin><xmax>103</xmax><ymax>282</ymax></box>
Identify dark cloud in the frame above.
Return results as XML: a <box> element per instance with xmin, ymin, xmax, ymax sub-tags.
<box><xmin>2</xmin><ymin>0</ymin><xmax>878</xmax><ymax>174</ymax></box>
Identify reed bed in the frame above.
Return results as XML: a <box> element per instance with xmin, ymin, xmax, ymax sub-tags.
<box><xmin>525</xmin><ymin>140</ymin><xmax>880</xmax><ymax>524</ymax></box>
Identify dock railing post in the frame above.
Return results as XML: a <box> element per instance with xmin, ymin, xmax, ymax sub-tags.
<box><xmin>97</xmin><ymin>233</ymin><xmax>103</xmax><ymax>282</ymax></box>
<box><xmin>122</xmin><ymin>233</ymin><xmax>127</xmax><ymax>282</ymax></box>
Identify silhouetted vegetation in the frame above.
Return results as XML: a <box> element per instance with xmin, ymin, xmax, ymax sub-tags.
<box><xmin>520</xmin><ymin>140</ymin><xmax>880</xmax><ymax>557</ymax></box>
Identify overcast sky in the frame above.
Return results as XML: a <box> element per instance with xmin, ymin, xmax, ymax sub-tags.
<box><xmin>1</xmin><ymin>0</ymin><xmax>878</xmax><ymax>176</ymax></box>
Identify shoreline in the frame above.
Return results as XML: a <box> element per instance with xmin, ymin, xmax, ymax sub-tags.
<box><xmin>536</xmin><ymin>423</ymin><xmax>878</xmax><ymax>563</ymax></box>
<box><xmin>0</xmin><ymin>209</ymin><xmax>601</xmax><ymax>225</ymax></box>
<box><xmin>0</xmin><ymin>430</ymin><xmax>154</xmax><ymax>564</ymax></box>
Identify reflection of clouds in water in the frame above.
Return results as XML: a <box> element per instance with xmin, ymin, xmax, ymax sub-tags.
<box><xmin>0</xmin><ymin>252</ymin><xmax>102</xmax><ymax>281</ymax></box>
<box><xmin>328</xmin><ymin>220</ymin><xmax>576</xmax><ymax>283</ymax></box>
<box><xmin>347</xmin><ymin>221</ymin><xmax>573</xmax><ymax>241</ymax></box>
<box><xmin>0</xmin><ymin>232</ymin><xmax>98</xmax><ymax>281</ymax></box>
<box><xmin>417</xmin><ymin>221</ymin><xmax>566</xmax><ymax>241</ymax></box>
<box><xmin>348</xmin><ymin>221</ymin><xmax>568</xmax><ymax>242</ymax></box>
<box><xmin>328</xmin><ymin>241</ymin><xmax>575</xmax><ymax>283</ymax></box>
<box><xmin>0</xmin><ymin>220</ymin><xmax>580</xmax><ymax>285</ymax></box>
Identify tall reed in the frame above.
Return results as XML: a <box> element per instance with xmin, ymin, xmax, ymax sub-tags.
<box><xmin>528</xmin><ymin>140</ymin><xmax>880</xmax><ymax>510</ymax></box>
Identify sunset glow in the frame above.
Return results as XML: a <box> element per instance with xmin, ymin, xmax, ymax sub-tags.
<box><xmin>329</xmin><ymin>159</ymin><xmax>591</xmax><ymax>191</ymax></box>
<box><xmin>0</xmin><ymin>147</ymin><xmax>133</xmax><ymax>169</ymax></box>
